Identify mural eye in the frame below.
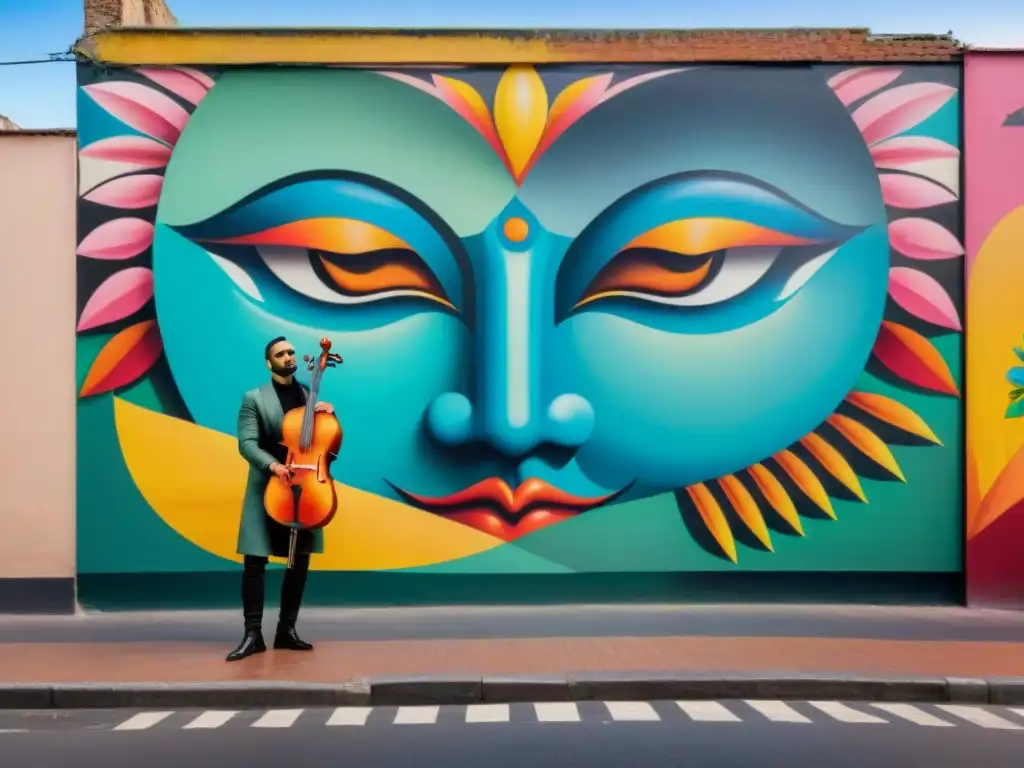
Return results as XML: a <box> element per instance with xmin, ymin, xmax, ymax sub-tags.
<box><xmin>575</xmin><ymin>217</ymin><xmax>840</xmax><ymax>310</ymax></box>
<box><xmin>210</xmin><ymin>217</ymin><xmax>454</xmax><ymax>309</ymax></box>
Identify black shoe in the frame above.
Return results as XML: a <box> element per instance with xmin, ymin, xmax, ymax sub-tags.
<box><xmin>273</xmin><ymin>625</ymin><xmax>313</xmax><ymax>651</ymax></box>
<box><xmin>226</xmin><ymin>630</ymin><xmax>267</xmax><ymax>662</ymax></box>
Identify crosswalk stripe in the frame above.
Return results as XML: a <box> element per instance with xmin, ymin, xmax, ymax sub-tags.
<box><xmin>807</xmin><ymin>701</ymin><xmax>887</xmax><ymax>724</ymax></box>
<box><xmin>1011</xmin><ymin>708</ymin><xmax>1024</xmax><ymax>721</ymax></box>
<box><xmin>183</xmin><ymin>710</ymin><xmax>239</xmax><ymax>730</ymax></box>
<box><xmin>114</xmin><ymin>711</ymin><xmax>174</xmax><ymax>731</ymax></box>
<box><xmin>326</xmin><ymin>707</ymin><xmax>373</xmax><ymax>727</ymax></box>
<box><xmin>466</xmin><ymin>704</ymin><xmax>510</xmax><ymax>723</ymax></box>
<box><xmin>534</xmin><ymin>702</ymin><xmax>581</xmax><ymax>722</ymax></box>
<box><xmin>251</xmin><ymin>709</ymin><xmax>303</xmax><ymax>729</ymax></box>
<box><xmin>393</xmin><ymin>706</ymin><xmax>439</xmax><ymax>725</ymax></box>
<box><xmin>869</xmin><ymin>703</ymin><xmax>954</xmax><ymax>727</ymax></box>
<box><xmin>936</xmin><ymin>705</ymin><xmax>1024</xmax><ymax>730</ymax></box>
<box><xmin>676</xmin><ymin>701</ymin><xmax>741</xmax><ymax>722</ymax></box>
<box><xmin>605</xmin><ymin>701</ymin><xmax>661</xmax><ymax>721</ymax></box>
<box><xmin>745</xmin><ymin>700</ymin><xmax>812</xmax><ymax>723</ymax></box>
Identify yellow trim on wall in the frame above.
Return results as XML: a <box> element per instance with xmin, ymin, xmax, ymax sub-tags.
<box><xmin>72</xmin><ymin>27</ymin><xmax>963</xmax><ymax>67</ymax></box>
<box><xmin>76</xmin><ymin>29</ymin><xmax>605</xmax><ymax>66</ymax></box>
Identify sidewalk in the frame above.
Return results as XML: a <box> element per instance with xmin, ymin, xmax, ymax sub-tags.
<box><xmin>2</xmin><ymin>605</ymin><xmax>1024</xmax><ymax>707</ymax></box>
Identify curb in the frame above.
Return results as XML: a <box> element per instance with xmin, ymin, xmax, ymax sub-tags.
<box><xmin>1</xmin><ymin>673</ymin><xmax>1023</xmax><ymax>709</ymax></box>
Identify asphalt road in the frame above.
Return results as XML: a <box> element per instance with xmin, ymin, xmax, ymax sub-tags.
<box><xmin>5</xmin><ymin>604</ymin><xmax>1024</xmax><ymax>644</ymax></box>
<box><xmin>2</xmin><ymin>700</ymin><xmax>1024</xmax><ymax>767</ymax></box>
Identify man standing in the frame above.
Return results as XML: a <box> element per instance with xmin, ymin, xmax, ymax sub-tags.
<box><xmin>226</xmin><ymin>336</ymin><xmax>334</xmax><ymax>662</ymax></box>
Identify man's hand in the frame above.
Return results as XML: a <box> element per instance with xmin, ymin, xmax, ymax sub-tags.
<box><xmin>314</xmin><ymin>401</ymin><xmax>334</xmax><ymax>414</ymax></box>
<box><xmin>270</xmin><ymin>462</ymin><xmax>292</xmax><ymax>482</ymax></box>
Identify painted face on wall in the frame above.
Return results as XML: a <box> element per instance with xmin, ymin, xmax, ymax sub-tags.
<box><xmin>152</xmin><ymin>65</ymin><xmax>890</xmax><ymax>543</ymax></box>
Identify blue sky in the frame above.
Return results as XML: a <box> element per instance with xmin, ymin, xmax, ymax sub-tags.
<box><xmin>1</xmin><ymin>0</ymin><xmax>1021</xmax><ymax>128</ymax></box>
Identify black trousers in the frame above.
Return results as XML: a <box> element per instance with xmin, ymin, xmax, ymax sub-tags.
<box><xmin>241</xmin><ymin>553</ymin><xmax>310</xmax><ymax>633</ymax></box>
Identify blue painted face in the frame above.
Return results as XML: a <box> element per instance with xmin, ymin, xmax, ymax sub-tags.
<box><xmin>153</xmin><ymin>66</ymin><xmax>889</xmax><ymax>541</ymax></box>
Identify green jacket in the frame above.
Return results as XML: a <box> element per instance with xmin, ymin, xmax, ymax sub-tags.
<box><xmin>235</xmin><ymin>381</ymin><xmax>325</xmax><ymax>558</ymax></box>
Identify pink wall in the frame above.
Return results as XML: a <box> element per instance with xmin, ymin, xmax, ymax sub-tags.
<box><xmin>964</xmin><ymin>52</ymin><xmax>1024</xmax><ymax>607</ymax></box>
<box><xmin>0</xmin><ymin>133</ymin><xmax>78</xmax><ymax>588</ymax></box>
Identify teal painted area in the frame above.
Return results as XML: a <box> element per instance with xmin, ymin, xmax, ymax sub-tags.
<box><xmin>75</xmin><ymin>86</ymin><xmax>146</xmax><ymax>148</ymax></box>
<box><xmin>76</xmin><ymin>335</ymin><xmax>233</xmax><ymax>575</ymax></box>
<box><xmin>903</xmin><ymin>95</ymin><xmax>961</xmax><ymax>147</ymax></box>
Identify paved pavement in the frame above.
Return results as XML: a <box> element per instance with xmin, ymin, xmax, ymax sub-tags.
<box><xmin>5</xmin><ymin>604</ymin><xmax>1024</xmax><ymax>643</ymax></box>
<box><xmin>2</xmin><ymin>701</ymin><xmax>1023</xmax><ymax>768</ymax></box>
<box><xmin>3</xmin><ymin>605</ymin><xmax>1024</xmax><ymax>687</ymax></box>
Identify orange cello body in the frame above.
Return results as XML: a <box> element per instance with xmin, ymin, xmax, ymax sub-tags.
<box><xmin>262</xmin><ymin>337</ymin><xmax>344</xmax><ymax>567</ymax></box>
<box><xmin>263</xmin><ymin>408</ymin><xmax>343</xmax><ymax>530</ymax></box>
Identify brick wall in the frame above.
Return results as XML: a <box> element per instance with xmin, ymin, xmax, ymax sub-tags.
<box><xmin>84</xmin><ymin>0</ymin><xmax>177</xmax><ymax>36</ymax></box>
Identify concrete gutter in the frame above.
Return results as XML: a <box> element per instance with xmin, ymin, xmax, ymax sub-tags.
<box><xmin>1</xmin><ymin>673</ymin><xmax>1022</xmax><ymax>709</ymax></box>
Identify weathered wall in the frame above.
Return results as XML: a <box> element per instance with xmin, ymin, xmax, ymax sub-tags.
<box><xmin>74</xmin><ymin>63</ymin><xmax>965</xmax><ymax>608</ymax></box>
<box><xmin>84</xmin><ymin>0</ymin><xmax>177</xmax><ymax>36</ymax></box>
<box><xmin>0</xmin><ymin>133</ymin><xmax>78</xmax><ymax>612</ymax></box>
<box><xmin>964</xmin><ymin>51</ymin><xmax>1024</xmax><ymax>608</ymax></box>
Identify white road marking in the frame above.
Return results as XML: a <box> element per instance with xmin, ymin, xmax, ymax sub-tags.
<box><xmin>604</xmin><ymin>701</ymin><xmax>661</xmax><ymax>721</ymax></box>
<box><xmin>182</xmin><ymin>710</ymin><xmax>239</xmax><ymax>730</ymax></box>
<box><xmin>466</xmin><ymin>704</ymin><xmax>510</xmax><ymax>723</ymax></box>
<box><xmin>870</xmin><ymin>703</ymin><xmax>954</xmax><ymax>727</ymax></box>
<box><xmin>676</xmin><ymin>701</ymin><xmax>741</xmax><ymax>722</ymax></box>
<box><xmin>808</xmin><ymin>701</ymin><xmax>887</xmax><ymax>724</ymax></box>
<box><xmin>534</xmin><ymin>702</ymin><xmax>581</xmax><ymax>722</ymax></box>
<box><xmin>251</xmin><ymin>709</ymin><xmax>303</xmax><ymax>729</ymax></box>
<box><xmin>114</xmin><ymin>711</ymin><xmax>174</xmax><ymax>731</ymax></box>
<box><xmin>745</xmin><ymin>700</ymin><xmax>812</xmax><ymax>723</ymax></box>
<box><xmin>393</xmin><ymin>706</ymin><xmax>439</xmax><ymax>725</ymax></box>
<box><xmin>937</xmin><ymin>705</ymin><xmax>1024</xmax><ymax>730</ymax></box>
<box><xmin>326</xmin><ymin>707</ymin><xmax>373</xmax><ymax>726</ymax></box>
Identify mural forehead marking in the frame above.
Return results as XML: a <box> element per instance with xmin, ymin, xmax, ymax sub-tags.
<box><xmin>75</xmin><ymin>63</ymin><xmax>963</xmax><ymax>579</ymax></box>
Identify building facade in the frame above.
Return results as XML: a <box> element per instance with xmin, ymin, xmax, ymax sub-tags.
<box><xmin>22</xmin><ymin>27</ymin><xmax>1018</xmax><ymax>612</ymax></box>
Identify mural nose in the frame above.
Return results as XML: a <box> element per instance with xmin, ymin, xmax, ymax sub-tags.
<box><xmin>424</xmin><ymin>391</ymin><xmax>596</xmax><ymax>456</ymax></box>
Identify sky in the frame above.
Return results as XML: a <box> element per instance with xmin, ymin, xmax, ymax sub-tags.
<box><xmin>0</xmin><ymin>0</ymin><xmax>1021</xmax><ymax>129</ymax></box>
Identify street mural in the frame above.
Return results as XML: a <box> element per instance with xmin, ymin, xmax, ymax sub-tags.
<box><xmin>965</xmin><ymin>53</ymin><xmax>1024</xmax><ymax>607</ymax></box>
<box><xmin>75</xmin><ymin>63</ymin><xmax>964</xmax><ymax>582</ymax></box>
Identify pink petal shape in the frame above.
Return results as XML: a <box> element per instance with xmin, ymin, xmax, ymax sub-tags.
<box><xmin>77</xmin><ymin>267</ymin><xmax>155</xmax><ymax>332</ymax></box>
<box><xmin>83</xmin><ymin>174</ymin><xmax>164</xmax><ymax>209</ymax></box>
<box><xmin>601</xmin><ymin>69</ymin><xmax>680</xmax><ymax>102</ymax></box>
<box><xmin>138</xmin><ymin>68</ymin><xmax>210</xmax><ymax>106</ymax></box>
<box><xmin>77</xmin><ymin>218</ymin><xmax>154</xmax><ymax>260</ymax></box>
<box><xmin>879</xmin><ymin>173</ymin><xmax>957</xmax><ymax>209</ymax></box>
<box><xmin>82</xmin><ymin>82</ymin><xmax>190</xmax><ymax>146</ymax></box>
<box><xmin>888</xmin><ymin>218</ymin><xmax>964</xmax><ymax>260</ymax></box>
<box><xmin>870</xmin><ymin>135</ymin><xmax>959</xmax><ymax>168</ymax></box>
<box><xmin>177</xmin><ymin>67</ymin><xmax>216</xmax><ymax>90</ymax></box>
<box><xmin>829</xmin><ymin>67</ymin><xmax>903</xmax><ymax>106</ymax></box>
<box><xmin>376</xmin><ymin>71</ymin><xmax>440</xmax><ymax>97</ymax></box>
<box><xmin>888</xmin><ymin>266</ymin><xmax>962</xmax><ymax>330</ymax></box>
<box><xmin>79</xmin><ymin>136</ymin><xmax>172</xmax><ymax>168</ymax></box>
<box><xmin>827</xmin><ymin>67</ymin><xmax>870</xmax><ymax>90</ymax></box>
<box><xmin>852</xmin><ymin>82</ymin><xmax>957</xmax><ymax>145</ymax></box>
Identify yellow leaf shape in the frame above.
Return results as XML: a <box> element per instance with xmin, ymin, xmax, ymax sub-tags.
<box><xmin>747</xmin><ymin>463</ymin><xmax>804</xmax><ymax>536</ymax></box>
<box><xmin>685</xmin><ymin>483</ymin><xmax>738</xmax><ymax>563</ymax></box>
<box><xmin>112</xmin><ymin>397</ymin><xmax>504</xmax><ymax>571</ymax></box>
<box><xmin>773</xmin><ymin>449</ymin><xmax>836</xmax><ymax>519</ymax></box>
<box><xmin>718</xmin><ymin>475</ymin><xmax>773</xmax><ymax>551</ymax></box>
<box><xmin>800</xmin><ymin>433</ymin><xmax>867</xmax><ymax>502</ymax></box>
<box><xmin>547</xmin><ymin>74</ymin><xmax>607</xmax><ymax>127</ymax></box>
<box><xmin>434</xmin><ymin>74</ymin><xmax>494</xmax><ymax>132</ymax></box>
<box><xmin>845</xmin><ymin>390</ymin><xmax>941</xmax><ymax>444</ymax></box>
<box><xmin>493</xmin><ymin>65</ymin><xmax>548</xmax><ymax>179</ymax></box>
<box><xmin>827</xmin><ymin>413</ymin><xmax>906</xmax><ymax>482</ymax></box>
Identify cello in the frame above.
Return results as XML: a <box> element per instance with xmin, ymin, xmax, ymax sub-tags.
<box><xmin>263</xmin><ymin>337</ymin><xmax>344</xmax><ymax>569</ymax></box>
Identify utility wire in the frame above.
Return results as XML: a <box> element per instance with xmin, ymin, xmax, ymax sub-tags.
<box><xmin>0</xmin><ymin>52</ymin><xmax>76</xmax><ymax>66</ymax></box>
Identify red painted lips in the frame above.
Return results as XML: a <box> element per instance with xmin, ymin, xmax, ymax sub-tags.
<box><xmin>397</xmin><ymin>477</ymin><xmax>618</xmax><ymax>542</ymax></box>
